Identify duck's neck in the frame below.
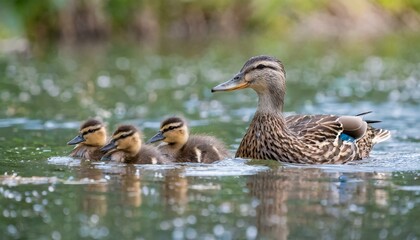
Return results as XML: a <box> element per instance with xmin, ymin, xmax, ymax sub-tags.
<box><xmin>168</xmin><ymin>142</ymin><xmax>185</xmax><ymax>152</ymax></box>
<box><xmin>167</xmin><ymin>131</ymin><xmax>189</xmax><ymax>152</ymax></box>
<box><xmin>165</xmin><ymin>138</ymin><xmax>188</xmax><ymax>153</ymax></box>
<box><xmin>253</xmin><ymin>84</ymin><xmax>293</xmax><ymax>135</ymax></box>
<box><xmin>255</xmin><ymin>86</ymin><xmax>285</xmax><ymax>116</ymax></box>
<box><xmin>127</xmin><ymin>143</ymin><xmax>141</xmax><ymax>157</ymax></box>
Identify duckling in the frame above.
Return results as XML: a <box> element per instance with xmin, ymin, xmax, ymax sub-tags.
<box><xmin>146</xmin><ymin>117</ymin><xmax>230</xmax><ymax>163</ymax></box>
<box><xmin>67</xmin><ymin>119</ymin><xmax>107</xmax><ymax>161</ymax></box>
<box><xmin>100</xmin><ymin>125</ymin><xmax>168</xmax><ymax>164</ymax></box>
<box><xmin>211</xmin><ymin>55</ymin><xmax>390</xmax><ymax>164</ymax></box>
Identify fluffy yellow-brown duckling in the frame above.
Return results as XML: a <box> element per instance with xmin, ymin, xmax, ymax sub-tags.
<box><xmin>67</xmin><ymin>119</ymin><xmax>107</xmax><ymax>161</ymax></box>
<box><xmin>211</xmin><ymin>55</ymin><xmax>391</xmax><ymax>164</ymax></box>
<box><xmin>147</xmin><ymin>117</ymin><xmax>231</xmax><ymax>163</ymax></box>
<box><xmin>100</xmin><ymin>125</ymin><xmax>168</xmax><ymax>164</ymax></box>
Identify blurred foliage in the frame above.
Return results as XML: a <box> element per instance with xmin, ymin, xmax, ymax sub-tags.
<box><xmin>0</xmin><ymin>0</ymin><xmax>420</xmax><ymax>46</ymax></box>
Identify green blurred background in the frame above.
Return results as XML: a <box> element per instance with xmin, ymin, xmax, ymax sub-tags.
<box><xmin>1</xmin><ymin>0</ymin><xmax>420</xmax><ymax>49</ymax></box>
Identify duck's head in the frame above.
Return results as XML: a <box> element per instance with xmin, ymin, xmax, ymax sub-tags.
<box><xmin>212</xmin><ymin>55</ymin><xmax>286</xmax><ymax>112</ymax></box>
<box><xmin>146</xmin><ymin>117</ymin><xmax>189</xmax><ymax>146</ymax></box>
<box><xmin>100</xmin><ymin>125</ymin><xmax>142</xmax><ymax>156</ymax></box>
<box><xmin>67</xmin><ymin>119</ymin><xmax>107</xmax><ymax>147</ymax></box>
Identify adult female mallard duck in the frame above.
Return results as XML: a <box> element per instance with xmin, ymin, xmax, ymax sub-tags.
<box><xmin>100</xmin><ymin>125</ymin><xmax>168</xmax><ymax>164</ymax></box>
<box><xmin>146</xmin><ymin>117</ymin><xmax>231</xmax><ymax>163</ymax></box>
<box><xmin>67</xmin><ymin>119</ymin><xmax>107</xmax><ymax>161</ymax></box>
<box><xmin>211</xmin><ymin>55</ymin><xmax>390</xmax><ymax>164</ymax></box>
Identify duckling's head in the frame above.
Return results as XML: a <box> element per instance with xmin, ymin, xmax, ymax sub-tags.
<box><xmin>212</xmin><ymin>55</ymin><xmax>286</xmax><ymax>112</ymax></box>
<box><xmin>67</xmin><ymin>119</ymin><xmax>107</xmax><ymax>147</ymax></box>
<box><xmin>100</xmin><ymin>125</ymin><xmax>142</xmax><ymax>156</ymax></box>
<box><xmin>146</xmin><ymin>117</ymin><xmax>189</xmax><ymax>146</ymax></box>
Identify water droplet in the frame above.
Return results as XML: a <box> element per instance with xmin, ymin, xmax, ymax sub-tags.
<box><xmin>219</xmin><ymin>202</ymin><xmax>232</xmax><ymax>213</ymax></box>
<box><xmin>19</xmin><ymin>92</ymin><xmax>30</xmax><ymax>102</ymax></box>
<box><xmin>185</xmin><ymin>228</ymin><xmax>197</xmax><ymax>239</ymax></box>
<box><xmin>213</xmin><ymin>224</ymin><xmax>224</xmax><ymax>236</ymax></box>
<box><xmin>33</xmin><ymin>204</ymin><xmax>44</xmax><ymax>213</ymax></box>
<box><xmin>246</xmin><ymin>225</ymin><xmax>258</xmax><ymax>239</ymax></box>
<box><xmin>379</xmin><ymin>228</ymin><xmax>388</xmax><ymax>239</ymax></box>
<box><xmin>186</xmin><ymin>215</ymin><xmax>196</xmax><ymax>225</ymax></box>
<box><xmin>116</xmin><ymin>57</ymin><xmax>130</xmax><ymax>70</ymax></box>
<box><xmin>97</xmin><ymin>75</ymin><xmax>111</xmax><ymax>88</ymax></box>
<box><xmin>172</xmin><ymin>228</ymin><xmax>184</xmax><ymax>240</ymax></box>
<box><xmin>63</xmin><ymin>208</ymin><xmax>70</xmax><ymax>215</ymax></box>
<box><xmin>348</xmin><ymin>204</ymin><xmax>358</xmax><ymax>212</ymax></box>
<box><xmin>159</xmin><ymin>221</ymin><xmax>171</xmax><ymax>230</ymax></box>
<box><xmin>52</xmin><ymin>231</ymin><xmax>61</xmax><ymax>240</ymax></box>
<box><xmin>7</xmin><ymin>224</ymin><xmax>18</xmax><ymax>236</ymax></box>
<box><xmin>173</xmin><ymin>217</ymin><xmax>184</xmax><ymax>228</ymax></box>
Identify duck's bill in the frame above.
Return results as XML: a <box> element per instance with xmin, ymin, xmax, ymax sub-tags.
<box><xmin>146</xmin><ymin>131</ymin><xmax>165</xmax><ymax>144</ymax></box>
<box><xmin>67</xmin><ymin>135</ymin><xmax>85</xmax><ymax>145</ymax></box>
<box><xmin>100</xmin><ymin>140</ymin><xmax>116</xmax><ymax>152</ymax></box>
<box><xmin>211</xmin><ymin>74</ymin><xmax>249</xmax><ymax>92</ymax></box>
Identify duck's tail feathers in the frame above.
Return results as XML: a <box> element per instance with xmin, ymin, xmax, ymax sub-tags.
<box><xmin>366</xmin><ymin>120</ymin><xmax>382</xmax><ymax>124</ymax></box>
<box><xmin>356</xmin><ymin>111</ymin><xmax>373</xmax><ymax>116</ymax></box>
<box><xmin>372</xmin><ymin>129</ymin><xmax>391</xmax><ymax>144</ymax></box>
<box><xmin>355</xmin><ymin>111</ymin><xmax>382</xmax><ymax>124</ymax></box>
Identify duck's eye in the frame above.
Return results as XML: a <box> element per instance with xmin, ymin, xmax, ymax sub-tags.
<box><xmin>256</xmin><ymin>64</ymin><xmax>265</xmax><ymax>70</ymax></box>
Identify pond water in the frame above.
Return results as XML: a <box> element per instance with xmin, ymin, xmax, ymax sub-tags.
<box><xmin>1</xmin><ymin>37</ymin><xmax>420</xmax><ymax>239</ymax></box>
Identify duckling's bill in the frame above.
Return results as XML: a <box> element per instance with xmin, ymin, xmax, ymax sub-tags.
<box><xmin>146</xmin><ymin>131</ymin><xmax>165</xmax><ymax>144</ymax></box>
<box><xmin>67</xmin><ymin>135</ymin><xmax>85</xmax><ymax>145</ymax></box>
<box><xmin>211</xmin><ymin>73</ymin><xmax>249</xmax><ymax>92</ymax></box>
<box><xmin>101</xmin><ymin>140</ymin><xmax>117</xmax><ymax>152</ymax></box>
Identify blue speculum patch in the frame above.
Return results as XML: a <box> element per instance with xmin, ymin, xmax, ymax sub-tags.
<box><xmin>339</xmin><ymin>133</ymin><xmax>356</xmax><ymax>142</ymax></box>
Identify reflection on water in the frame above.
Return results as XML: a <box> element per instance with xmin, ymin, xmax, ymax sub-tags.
<box><xmin>247</xmin><ymin>169</ymin><xmax>399</xmax><ymax>239</ymax></box>
<box><xmin>1</xmin><ymin>160</ymin><xmax>419</xmax><ymax>239</ymax></box>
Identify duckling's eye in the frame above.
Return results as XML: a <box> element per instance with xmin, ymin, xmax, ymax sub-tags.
<box><xmin>256</xmin><ymin>64</ymin><xmax>265</xmax><ymax>70</ymax></box>
<box><xmin>88</xmin><ymin>129</ymin><xmax>94</xmax><ymax>133</ymax></box>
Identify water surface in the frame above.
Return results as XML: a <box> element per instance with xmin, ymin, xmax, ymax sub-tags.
<box><xmin>1</xmin><ymin>39</ymin><xmax>419</xmax><ymax>239</ymax></box>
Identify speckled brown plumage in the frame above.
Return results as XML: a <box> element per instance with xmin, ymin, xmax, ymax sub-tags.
<box><xmin>212</xmin><ymin>55</ymin><xmax>390</xmax><ymax>164</ymax></box>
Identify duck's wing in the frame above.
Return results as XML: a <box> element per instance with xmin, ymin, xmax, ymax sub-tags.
<box><xmin>285</xmin><ymin>115</ymin><xmax>343</xmax><ymax>141</ymax></box>
<box><xmin>285</xmin><ymin>114</ymin><xmax>368</xmax><ymax>143</ymax></box>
